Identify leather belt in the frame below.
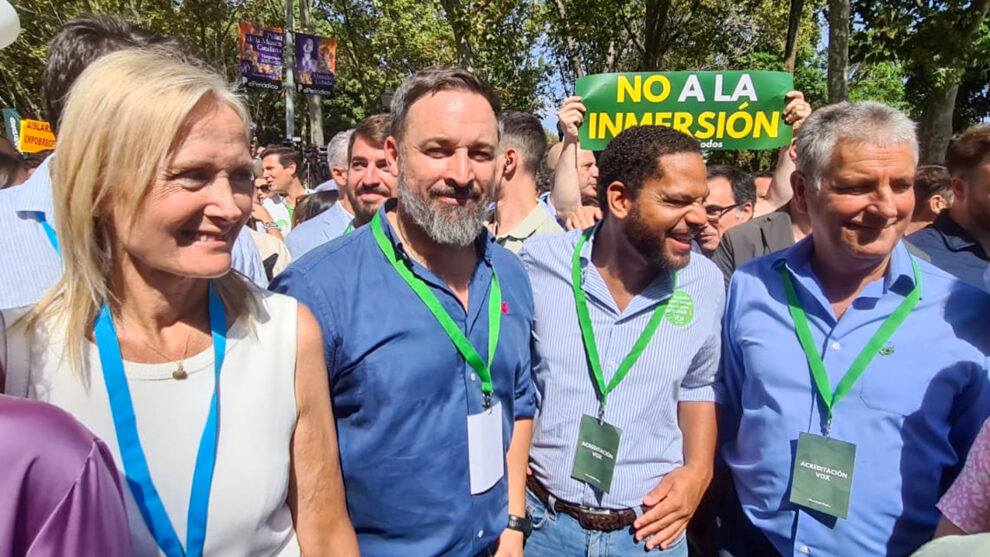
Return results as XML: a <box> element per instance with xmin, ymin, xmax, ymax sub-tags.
<box><xmin>527</xmin><ymin>476</ymin><xmax>639</xmax><ymax>532</ymax></box>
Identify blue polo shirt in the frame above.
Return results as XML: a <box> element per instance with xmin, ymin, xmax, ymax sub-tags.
<box><xmin>721</xmin><ymin>237</ymin><xmax>990</xmax><ymax>556</ymax></box>
<box><xmin>907</xmin><ymin>212</ymin><xmax>989</xmax><ymax>292</ymax></box>
<box><xmin>269</xmin><ymin>202</ymin><xmax>536</xmax><ymax>557</ymax></box>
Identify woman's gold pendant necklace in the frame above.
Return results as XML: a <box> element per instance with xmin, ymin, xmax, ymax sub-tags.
<box><xmin>172</xmin><ymin>361</ymin><xmax>188</xmax><ymax>380</ymax></box>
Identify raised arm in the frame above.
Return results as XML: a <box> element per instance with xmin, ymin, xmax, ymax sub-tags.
<box><xmin>551</xmin><ymin>96</ymin><xmax>586</xmax><ymax>221</ymax></box>
<box><xmin>755</xmin><ymin>91</ymin><xmax>812</xmax><ymax>217</ymax></box>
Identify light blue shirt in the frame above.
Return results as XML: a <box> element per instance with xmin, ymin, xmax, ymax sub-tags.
<box><xmin>0</xmin><ymin>157</ymin><xmax>268</xmax><ymax>310</ymax></box>
<box><xmin>520</xmin><ymin>226</ymin><xmax>724</xmax><ymax>509</ymax></box>
<box><xmin>721</xmin><ymin>237</ymin><xmax>990</xmax><ymax>556</ymax></box>
<box><xmin>284</xmin><ymin>201</ymin><xmax>353</xmax><ymax>259</ymax></box>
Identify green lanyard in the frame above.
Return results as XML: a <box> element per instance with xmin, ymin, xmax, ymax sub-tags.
<box><xmin>572</xmin><ymin>228</ymin><xmax>675</xmax><ymax>417</ymax></box>
<box><xmin>371</xmin><ymin>211</ymin><xmax>501</xmax><ymax>408</ymax></box>
<box><xmin>342</xmin><ymin>222</ymin><xmax>354</xmax><ymax>236</ymax></box>
<box><xmin>779</xmin><ymin>257</ymin><xmax>921</xmax><ymax>434</ymax></box>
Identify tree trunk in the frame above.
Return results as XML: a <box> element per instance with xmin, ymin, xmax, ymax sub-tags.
<box><xmin>439</xmin><ymin>0</ymin><xmax>474</xmax><ymax>70</ymax></box>
<box><xmin>917</xmin><ymin>0</ymin><xmax>990</xmax><ymax>163</ymax></box>
<box><xmin>552</xmin><ymin>0</ymin><xmax>584</xmax><ymax>79</ymax></box>
<box><xmin>783</xmin><ymin>0</ymin><xmax>804</xmax><ymax>72</ymax></box>
<box><xmin>299</xmin><ymin>0</ymin><xmax>324</xmax><ymax>146</ymax></box>
<box><xmin>918</xmin><ymin>83</ymin><xmax>960</xmax><ymax>164</ymax></box>
<box><xmin>827</xmin><ymin>0</ymin><xmax>849</xmax><ymax>103</ymax></box>
<box><xmin>640</xmin><ymin>0</ymin><xmax>671</xmax><ymax>71</ymax></box>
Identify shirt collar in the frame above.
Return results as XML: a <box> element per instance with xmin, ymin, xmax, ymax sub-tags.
<box><xmin>577</xmin><ymin>222</ymin><xmax>677</xmax><ymax>311</ymax></box>
<box><xmin>933</xmin><ymin>211</ymin><xmax>982</xmax><ymax>252</ymax></box>
<box><xmin>774</xmin><ymin>235</ymin><xmax>919</xmax><ymax>298</ymax></box>
<box><xmin>13</xmin><ymin>156</ymin><xmax>54</xmax><ymax>216</ymax></box>
<box><xmin>377</xmin><ymin>199</ymin><xmax>495</xmax><ymax>264</ymax></box>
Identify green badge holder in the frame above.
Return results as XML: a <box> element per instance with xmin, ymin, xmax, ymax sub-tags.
<box><xmin>789</xmin><ymin>432</ymin><xmax>855</xmax><ymax>519</ymax></box>
<box><xmin>571</xmin><ymin>415</ymin><xmax>622</xmax><ymax>493</ymax></box>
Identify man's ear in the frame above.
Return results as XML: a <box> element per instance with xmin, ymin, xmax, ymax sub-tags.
<box><xmin>331</xmin><ymin>165</ymin><xmax>347</xmax><ymax>187</ymax></box>
<box><xmin>501</xmin><ymin>148</ymin><xmax>518</xmax><ymax>179</ymax></box>
<box><xmin>739</xmin><ymin>201</ymin><xmax>755</xmax><ymax>223</ymax></box>
<box><xmin>606</xmin><ymin>181</ymin><xmax>633</xmax><ymax>220</ymax></box>
<box><xmin>951</xmin><ymin>175</ymin><xmax>967</xmax><ymax>205</ymax></box>
<box><xmin>929</xmin><ymin>193</ymin><xmax>950</xmax><ymax>214</ymax></box>
<box><xmin>792</xmin><ymin>171</ymin><xmax>811</xmax><ymax>215</ymax></box>
<box><xmin>287</xmin><ymin>162</ymin><xmax>298</xmax><ymax>178</ymax></box>
<box><xmin>384</xmin><ymin>136</ymin><xmax>400</xmax><ymax>178</ymax></box>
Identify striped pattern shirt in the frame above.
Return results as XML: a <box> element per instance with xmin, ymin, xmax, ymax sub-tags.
<box><xmin>519</xmin><ymin>226</ymin><xmax>724</xmax><ymax>509</ymax></box>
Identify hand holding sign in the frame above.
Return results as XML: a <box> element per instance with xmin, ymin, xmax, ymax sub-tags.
<box><xmin>556</xmin><ymin>96</ymin><xmax>586</xmax><ymax>144</ymax></box>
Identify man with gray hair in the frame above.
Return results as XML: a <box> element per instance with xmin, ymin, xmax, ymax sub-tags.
<box><xmin>271</xmin><ymin>65</ymin><xmax>535</xmax><ymax>557</ymax></box>
<box><xmin>716</xmin><ymin>101</ymin><xmax>990</xmax><ymax>555</ymax></box>
<box><xmin>314</xmin><ymin>128</ymin><xmax>352</xmax><ymax>192</ymax></box>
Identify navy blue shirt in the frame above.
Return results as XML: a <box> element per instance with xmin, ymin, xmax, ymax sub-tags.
<box><xmin>908</xmin><ymin>212</ymin><xmax>989</xmax><ymax>292</ymax></box>
<box><xmin>270</xmin><ymin>203</ymin><xmax>536</xmax><ymax>556</ymax></box>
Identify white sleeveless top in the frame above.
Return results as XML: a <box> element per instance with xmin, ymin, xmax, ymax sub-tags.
<box><xmin>2</xmin><ymin>290</ymin><xmax>301</xmax><ymax>557</ymax></box>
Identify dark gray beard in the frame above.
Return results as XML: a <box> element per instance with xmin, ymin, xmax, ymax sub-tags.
<box><xmin>397</xmin><ymin>172</ymin><xmax>493</xmax><ymax>248</ymax></box>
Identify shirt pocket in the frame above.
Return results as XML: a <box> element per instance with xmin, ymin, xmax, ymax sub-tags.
<box><xmin>858</xmin><ymin>357</ymin><xmax>930</xmax><ymax>416</ymax></box>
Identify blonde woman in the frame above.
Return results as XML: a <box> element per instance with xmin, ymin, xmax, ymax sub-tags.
<box><xmin>0</xmin><ymin>48</ymin><xmax>358</xmax><ymax>556</ymax></box>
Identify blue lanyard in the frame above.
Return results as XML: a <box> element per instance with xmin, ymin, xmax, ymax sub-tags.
<box><xmin>93</xmin><ymin>283</ymin><xmax>227</xmax><ymax>557</ymax></box>
<box><xmin>34</xmin><ymin>212</ymin><xmax>60</xmax><ymax>254</ymax></box>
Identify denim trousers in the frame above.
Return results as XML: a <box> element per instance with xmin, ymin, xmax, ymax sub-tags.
<box><xmin>524</xmin><ymin>488</ymin><xmax>689</xmax><ymax>557</ymax></box>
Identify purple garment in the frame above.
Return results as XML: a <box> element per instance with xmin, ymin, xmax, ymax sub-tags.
<box><xmin>0</xmin><ymin>395</ymin><xmax>132</xmax><ymax>557</ymax></box>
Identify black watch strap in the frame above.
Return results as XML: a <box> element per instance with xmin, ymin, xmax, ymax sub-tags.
<box><xmin>507</xmin><ymin>513</ymin><xmax>532</xmax><ymax>536</ymax></box>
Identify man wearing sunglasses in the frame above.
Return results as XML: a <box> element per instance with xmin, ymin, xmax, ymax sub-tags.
<box><xmin>696</xmin><ymin>166</ymin><xmax>756</xmax><ymax>256</ymax></box>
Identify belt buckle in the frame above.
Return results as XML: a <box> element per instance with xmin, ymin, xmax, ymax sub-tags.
<box><xmin>577</xmin><ymin>506</ymin><xmax>616</xmax><ymax>531</ymax></box>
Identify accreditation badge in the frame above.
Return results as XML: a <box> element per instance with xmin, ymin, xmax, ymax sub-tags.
<box><xmin>789</xmin><ymin>432</ymin><xmax>855</xmax><ymax>519</ymax></box>
<box><xmin>571</xmin><ymin>415</ymin><xmax>622</xmax><ymax>493</ymax></box>
<box><xmin>467</xmin><ymin>401</ymin><xmax>504</xmax><ymax>494</ymax></box>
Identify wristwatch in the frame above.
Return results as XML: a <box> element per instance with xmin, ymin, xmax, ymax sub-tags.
<box><xmin>263</xmin><ymin>222</ymin><xmax>280</xmax><ymax>230</ymax></box>
<box><xmin>506</xmin><ymin>514</ymin><xmax>532</xmax><ymax>537</ymax></box>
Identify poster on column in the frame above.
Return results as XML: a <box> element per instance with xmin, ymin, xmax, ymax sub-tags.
<box><xmin>575</xmin><ymin>71</ymin><xmax>794</xmax><ymax>151</ymax></box>
<box><xmin>294</xmin><ymin>32</ymin><xmax>336</xmax><ymax>96</ymax></box>
<box><xmin>237</xmin><ymin>21</ymin><xmax>284</xmax><ymax>90</ymax></box>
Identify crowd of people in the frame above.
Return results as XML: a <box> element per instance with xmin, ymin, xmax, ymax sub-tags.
<box><xmin>1</xmin><ymin>13</ymin><xmax>990</xmax><ymax>557</ymax></box>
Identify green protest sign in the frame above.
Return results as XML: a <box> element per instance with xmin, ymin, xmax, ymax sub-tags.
<box><xmin>575</xmin><ymin>71</ymin><xmax>794</xmax><ymax>151</ymax></box>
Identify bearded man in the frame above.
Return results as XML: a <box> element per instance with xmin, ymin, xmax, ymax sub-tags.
<box><xmin>518</xmin><ymin>125</ymin><xmax>723</xmax><ymax>556</ymax></box>
<box><xmin>270</xmin><ymin>65</ymin><xmax>535</xmax><ymax>557</ymax></box>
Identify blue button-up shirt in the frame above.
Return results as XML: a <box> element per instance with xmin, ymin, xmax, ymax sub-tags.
<box><xmin>284</xmin><ymin>201</ymin><xmax>353</xmax><ymax>259</ymax></box>
<box><xmin>721</xmin><ymin>237</ymin><xmax>990</xmax><ymax>556</ymax></box>
<box><xmin>0</xmin><ymin>157</ymin><xmax>269</xmax><ymax>310</ymax></box>
<box><xmin>908</xmin><ymin>212</ymin><xmax>989</xmax><ymax>292</ymax></box>
<box><xmin>521</xmin><ymin>227</ymin><xmax>724</xmax><ymax>509</ymax></box>
<box><xmin>269</xmin><ymin>203</ymin><xmax>536</xmax><ymax>557</ymax></box>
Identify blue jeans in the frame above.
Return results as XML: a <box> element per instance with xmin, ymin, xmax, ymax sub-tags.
<box><xmin>524</xmin><ymin>489</ymin><xmax>688</xmax><ymax>557</ymax></box>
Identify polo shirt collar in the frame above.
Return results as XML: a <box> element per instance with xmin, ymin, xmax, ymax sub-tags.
<box><xmin>933</xmin><ymin>211</ymin><xmax>982</xmax><ymax>252</ymax></box>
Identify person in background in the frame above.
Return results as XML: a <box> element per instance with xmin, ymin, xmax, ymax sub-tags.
<box><xmin>1</xmin><ymin>48</ymin><xmax>358</xmax><ymax>556</ymax></box>
<box><xmin>0</xmin><ymin>395</ymin><xmax>132</xmax><ymax>557</ymax></box>
<box><xmin>521</xmin><ymin>124</ymin><xmax>720</xmax><ymax>556</ymax></box>
<box><xmin>271</xmin><ymin>65</ymin><xmax>535</xmax><ymax>557</ymax></box>
<box><xmin>488</xmin><ymin>110</ymin><xmax>562</xmax><ymax>253</ymax></box>
<box><xmin>553</xmin><ymin>96</ymin><xmax>600</xmax><ymax>225</ymax></box>
<box><xmin>262</xmin><ymin>145</ymin><xmax>308</xmax><ymax>235</ymax></box>
<box><xmin>285</xmin><ymin>114</ymin><xmax>396</xmax><ymax>259</ymax></box>
<box><xmin>0</xmin><ymin>152</ymin><xmax>27</xmax><ymax>189</ymax></box>
<box><xmin>752</xmin><ymin>171</ymin><xmax>773</xmax><ymax>202</ymax></box>
<box><xmin>718</xmin><ymin>101</ymin><xmax>990</xmax><ymax>556</ymax></box>
<box><xmin>697</xmin><ymin>165</ymin><xmax>756</xmax><ymax>257</ymax></box>
<box><xmin>752</xmin><ymin>91</ymin><xmax>813</xmax><ymax>217</ymax></box>
<box><xmin>291</xmin><ymin>191</ymin><xmax>338</xmax><ymax>229</ymax></box>
<box><xmin>907</xmin><ymin>128</ymin><xmax>990</xmax><ymax>291</ymax></box>
<box><xmin>314</xmin><ymin>129</ymin><xmax>352</xmax><ymax>193</ymax></box>
<box><xmin>0</xmin><ymin>15</ymin><xmax>269</xmax><ymax>311</ymax></box>
<box><xmin>906</xmin><ymin>165</ymin><xmax>953</xmax><ymax>235</ymax></box>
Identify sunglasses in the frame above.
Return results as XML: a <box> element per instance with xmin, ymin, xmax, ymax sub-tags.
<box><xmin>257</xmin><ymin>184</ymin><xmax>271</xmax><ymax>193</ymax></box>
<box><xmin>705</xmin><ymin>203</ymin><xmax>742</xmax><ymax>220</ymax></box>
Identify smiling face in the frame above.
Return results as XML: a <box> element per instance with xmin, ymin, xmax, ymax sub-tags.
<box><xmin>345</xmin><ymin>134</ymin><xmax>397</xmax><ymax>224</ymax></box>
<box><xmin>622</xmin><ymin>151</ymin><xmax>709</xmax><ymax>272</ymax></box>
<box><xmin>112</xmin><ymin>102</ymin><xmax>253</xmax><ymax>279</ymax></box>
<box><xmin>387</xmin><ymin>88</ymin><xmax>499</xmax><ymax>247</ymax></box>
<box><xmin>797</xmin><ymin>140</ymin><xmax>916</xmax><ymax>269</ymax></box>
